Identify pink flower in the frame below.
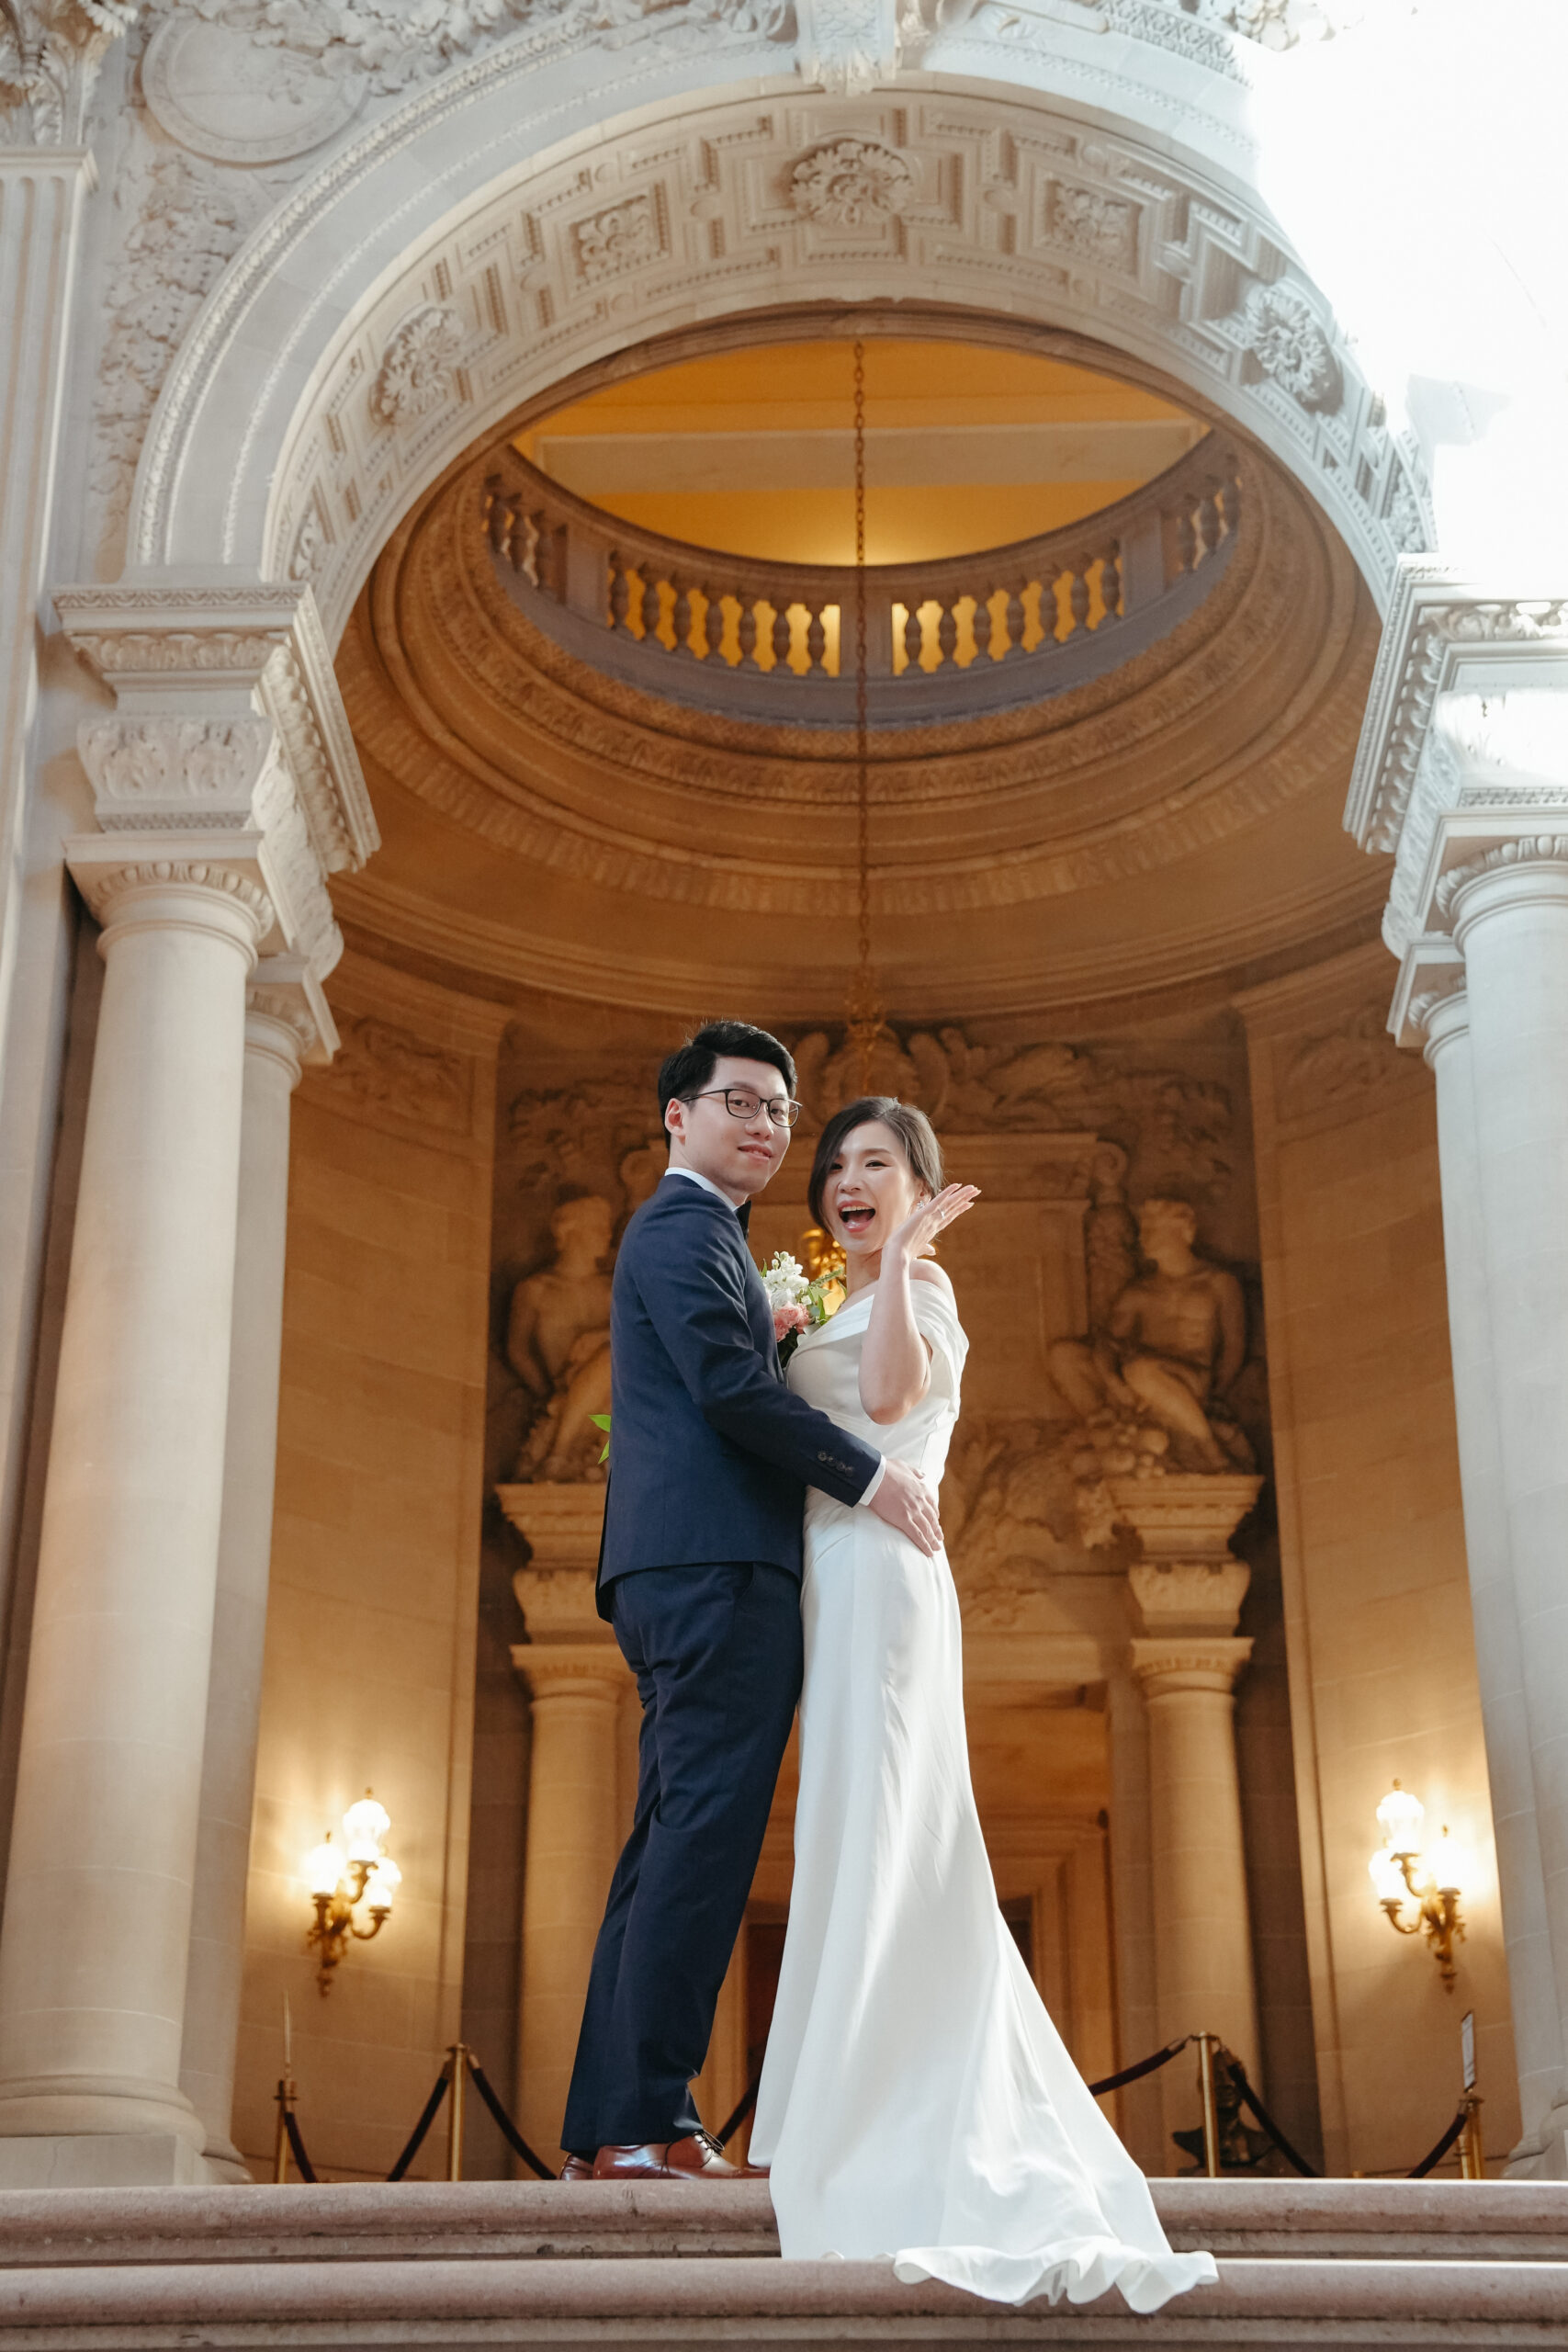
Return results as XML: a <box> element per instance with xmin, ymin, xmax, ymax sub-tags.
<box><xmin>773</xmin><ymin>1302</ymin><xmax>810</xmax><ymax>1341</ymax></box>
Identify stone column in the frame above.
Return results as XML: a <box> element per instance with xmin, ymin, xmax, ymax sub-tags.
<box><xmin>178</xmin><ymin>967</ymin><xmax>329</xmax><ymax>2178</ymax></box>
<box><xmin>0</xmin><ymin>588</ymin><xmax>378</xmax><ymax>2187</ymax></box>
<box><xmin>1418</xmin><ymin>984</ymin><xmax>1562</xmax><ymax>2163</ymax></box>
<box><xmin>1115</xmin><ymin>1475</ymin><xmax>1263</xmax><ymax>2098</ymax></box>
<box><xmin>1348</xmin><ymin>594</ymin><xmax>1568</xmax><ymax>2166</ymax></box>
<box><xmin>1447</xmin><ymin>843</ymin><xmax>1568</xmax><ymax>2165</ymax></box>
<box><xmin>0</xmin><ymin>850</ymin><xmax>268</xmax><ymax>2180</ymax></box>
<box><xmin>499</xmin><ymin>1484</ymin><xmax>630</xmax><ymax>2172</ymax></box>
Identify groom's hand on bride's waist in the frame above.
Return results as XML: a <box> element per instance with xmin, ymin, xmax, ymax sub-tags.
<box><xmin>866</xmin><ymin>1457</ymin><xmax>942</xmax><ymax>1556</ymax></box>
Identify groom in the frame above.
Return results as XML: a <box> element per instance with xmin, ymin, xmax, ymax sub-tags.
<box><xmin>559</xmin><ymin>1020</ymin><xmax>942</xmax><ymax>2181</ymax></box>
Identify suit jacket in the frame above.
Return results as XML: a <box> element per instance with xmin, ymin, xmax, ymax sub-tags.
<box><xmin>595</xmin><ymin>1175</ymin><xmax>881</xmax><ymax>1615</ymax></box>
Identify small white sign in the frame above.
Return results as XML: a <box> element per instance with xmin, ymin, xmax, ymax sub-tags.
<box><xmin>1461</xmin><ymin>2009</ymin><xmax>1477</xmax><ymax>2092</ymax></box>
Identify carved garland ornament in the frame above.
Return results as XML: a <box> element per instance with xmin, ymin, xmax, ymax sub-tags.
<box><xmin>788</xmin><ymin>137</ymin><xmax>915</xmax><ymax>226</ymax></box>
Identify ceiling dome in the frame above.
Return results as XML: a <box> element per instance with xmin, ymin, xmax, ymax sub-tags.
<box><xmin>332</xmin><ymin>317</ymin><xmax>1384</xmax><ymax>1024</ymax></box>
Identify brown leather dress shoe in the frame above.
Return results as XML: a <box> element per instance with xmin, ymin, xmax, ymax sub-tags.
<box><xmin>558</xmin><ymin>2154</ymin><xmax>595</xmax><ymax>2181</ymax></box>
<box><xmin>592</xmin><ymin>2131</ymin><xmax>739</xmax><ymax>2180</ymax></box>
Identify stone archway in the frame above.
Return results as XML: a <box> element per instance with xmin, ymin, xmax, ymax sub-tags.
<box><xmin>126</xmin><ymin>56</ymin><xmax>1428</xmax><ymax>647</ymax></box>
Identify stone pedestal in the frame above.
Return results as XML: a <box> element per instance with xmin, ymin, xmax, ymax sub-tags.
<box><xmin>1112</xmin><ymin>1474</ymin><xmax>1263</xmax><ymax>2135</ymax></box>
<box><xmin>498</xmin><ymin>1484</ymin><xmax>629</xmax><ymax>2173</ymax></box>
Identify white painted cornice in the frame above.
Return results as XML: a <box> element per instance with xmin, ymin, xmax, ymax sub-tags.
<box><xmin>1344</xmin><ymin>559</ymin><xmax>1568</xmax><ymax>857</ymax></box>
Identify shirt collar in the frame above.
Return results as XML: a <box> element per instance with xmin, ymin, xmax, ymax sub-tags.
<box><xmin>663</xmin><ymin>1165</ymin><xmax>750</xmax><ymax>1231</ymax></box>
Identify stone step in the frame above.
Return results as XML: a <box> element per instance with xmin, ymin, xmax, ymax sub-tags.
<box><xmin>0</xmin><ymin>2250</ymin><xmax>1565</xmax><ymax>2348</ymax></box>
<box><xmin>0</xmin><ymin>2178</ymin><xmax>1564</xmax><ymax>2271</ymax></box>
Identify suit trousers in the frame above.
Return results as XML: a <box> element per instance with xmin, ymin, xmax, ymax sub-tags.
<box><xmin>561</xmin><ymin>1559</ymin><xmax>803</xmax><ymax>2152</ymax></box>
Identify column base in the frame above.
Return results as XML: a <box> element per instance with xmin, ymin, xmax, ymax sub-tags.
<box><xmin>0</xmin><ymin>2133</ymin><xmax>223</xmax><ymax>2188</ymax></box>
<box><xmin>1506</xmin><ymin>2118</ymin><xmax>1568</xmax><ymax>2180</ymax></box>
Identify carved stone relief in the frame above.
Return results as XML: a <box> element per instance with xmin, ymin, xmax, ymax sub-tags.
<box><xmin>788</xmin><ymin>137</ymin><xmax>915</xmax><ymax>227</ymax></box>
<box><xmin>1235</xmin><ymin>284</ymin><xmax>1342</xmax><ymax>414</ymax></box>
<box><xmin>1276</xmin><ymin>998</ymin><xmax>1410</xmax><ymax>1125</ymax></box>
<box><xmin>370</xmin><ymin>304</ymin><xmax>466</xmax><ymax>428</ymax></box>
<box><xmin>491</xmin><ymin>1022</ymin><xmax>1264</xmax><ymax>1645</ymax></box>
<box><xmin>0</xmin><ymin>0</ymin><xmax>139</xmax><ymax>143</ymax></box>
<box><xmin>315</xmin><ymin>1011</ymin><xmax>475</xmax><ymax>1137</ymax></box>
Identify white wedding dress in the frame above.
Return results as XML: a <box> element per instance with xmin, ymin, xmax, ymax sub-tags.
<box><xmin>747</xmin><ymin>1278</ymin><xmax>1217</xmax><ymax>2314</ymax></box>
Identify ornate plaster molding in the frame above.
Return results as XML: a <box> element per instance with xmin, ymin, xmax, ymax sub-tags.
<box><xmin>1130</xmin><ymin>1634</ymin><xmax>1253</xmax><ymax>1695</ymax></box>
<box><xmin>57</xmin><ymin>581</ymin><xmax>379</xmax><ymax>986</ymax></box>
<box><xmin>352</xmin><ymin>419</ymin><xmax>1371</xmax><ymax>933</ymax></box>
<box><xmin>1437</xmin><ymin>835</ymin><xmax>1568</xmax><ymax>923</ymax></box>
<box><xmin>118</xmin><ymin>69</ymin><xmax>1425</xmax><ymax>639</ymax></box>
<box><xmin>1343</xmin><ymin>562</ymin><xmax>1568</xmax><ymax>964</ymax></box>
<box><xmin>0</xmin><ymin>0</ymin><xmax>139</xmax><ymax>144</ymax></box>
<box><xmin>65</xmin><ymin>847</ymin><xmax>275</xmax><ymax>938</ymax></box>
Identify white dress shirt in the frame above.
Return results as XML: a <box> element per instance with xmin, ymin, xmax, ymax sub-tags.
<box><xmin>660</xmin><ymin>1166</ymin><xmax>886</xmax><ymax>1505</ymax></box>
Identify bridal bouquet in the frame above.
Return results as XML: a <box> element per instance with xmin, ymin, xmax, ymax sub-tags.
<box><xmin>761</xmin><ymin>1250</ymin><xmax>846</xmax><ymax>1366</ymax></box>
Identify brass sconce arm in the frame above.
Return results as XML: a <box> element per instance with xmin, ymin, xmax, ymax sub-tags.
<box><xmin>301</xmin><ymin>1792</ymin><xmax>401</xmax><ymax>1994</ymax></box>
<box><xmin>1371</xmin><ymin>1792</ymin><xmax>1467</xmax><ymax>1992</ymax></box>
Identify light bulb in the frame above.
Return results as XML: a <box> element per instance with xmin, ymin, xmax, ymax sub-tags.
<box><xmin>1432</xmin><ymin>1825</ymin><xmax>1467</xmax><ymax>1898</ymax></box>
<box><xmin>1368</xmin><ymin>1846</ymin><xmax>1407</xmax><ymax>1905</ymax></box>
<box><xmin>365</xmin><ymin>1855</ymin><xmax>402</xmax><ymax>1913</ymax></box>
<box><xmin>305</xmin><ymin>1836</ymin><xmax>340</xmax><ymax>1898</ymax></box>
<box><xmin>1376</xmin><ymin>1781</ymin><xmax>1425</xmax><ymax>1860</ymax></box>
<box><xmin>343</xmin><ymin>1791</ymin><xmax>390</xmax><ymax>1862</ymax></box>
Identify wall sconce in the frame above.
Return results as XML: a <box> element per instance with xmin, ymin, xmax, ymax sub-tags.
<box><xmin>303</xmin><ymin>1790</ymin><xmax>401</xmax><ymax>1995</ymax></box>
<box><xmin>1369</xmin><ymin>1780</ymin><xmax>1467</xmax><ymax>1991</ymax></box>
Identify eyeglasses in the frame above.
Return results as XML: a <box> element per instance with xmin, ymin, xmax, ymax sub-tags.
<box><xmin>687</xmin><ymin>1087</ymin><xmax>801</xmax><ymax>1129</ymax></box>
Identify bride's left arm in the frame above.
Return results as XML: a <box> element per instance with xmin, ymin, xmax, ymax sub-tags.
<box><xmin>858</xmin><ymin>1184</ymin><xmax>977</xmax><ymax>1424</ymax></box>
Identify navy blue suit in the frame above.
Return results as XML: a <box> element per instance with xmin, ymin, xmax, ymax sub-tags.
<box><xmin>561</xmin><ymin>1173</ymin><xmax>881</xmax><ymax>2153</ymax></box>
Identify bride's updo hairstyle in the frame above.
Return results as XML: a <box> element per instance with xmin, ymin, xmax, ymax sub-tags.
<box><xmin>807</xmin><ymin>1096</ymin><xmax>944</xmax><ymax>1231</ymax></box>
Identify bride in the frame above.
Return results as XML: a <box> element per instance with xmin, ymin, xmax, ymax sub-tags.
<box><xmin>747</xmin><ymin>1095</ymin><xmax>1217</xmax><ymax>2316</ymax></box>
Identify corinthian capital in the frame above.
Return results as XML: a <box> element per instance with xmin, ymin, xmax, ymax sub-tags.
<box><xmin>57</xmin><ymin>578</ymin><xmax>378</xmax><ymax>1005</ymax></box>
<box><xmin>1</xmin><ymin>0</ymin><xmax>141</xmax><ymax>144</ymax></box>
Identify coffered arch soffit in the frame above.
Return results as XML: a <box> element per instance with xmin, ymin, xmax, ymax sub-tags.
<box><xmin>130</xmin><ymin>47</ymin><xmax>1431</xmax><ymax>641</ymax></box>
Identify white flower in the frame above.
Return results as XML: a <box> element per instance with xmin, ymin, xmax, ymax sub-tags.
<box><xmin>761</xmin><ymin>1250</ymin><xmax>810</xmax><ymax>1309</ymax></box>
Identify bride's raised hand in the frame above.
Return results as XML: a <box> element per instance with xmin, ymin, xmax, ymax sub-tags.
<box><xmin>886</xmin><ymin>1182</ymin><xmax>980</xmax><ymax>1268</ymax></box>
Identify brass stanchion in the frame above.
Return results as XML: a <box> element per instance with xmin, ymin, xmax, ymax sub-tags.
<box><xmin>1459</xmin><ymin>2091</ymin><xmax>1485</xmax><ymax>2179</ymax></box>
<box><xmin>1196</xmin><ymin>2033</ymin><xmax>1221</xmax><ymax>2178</ymax></box>
<box><xmin>273</xmin><ymin>2071</ymin><xmax>299</xmax><ymax>2185</ymax></box>
<box><xmin>446</xmin><ymin>2044</ymin><xmax>469</xmax><ymax>2183</ymax></box>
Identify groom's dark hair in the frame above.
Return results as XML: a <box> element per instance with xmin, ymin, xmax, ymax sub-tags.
<box><xmin>658</xmin><ymin>1021</ymin><xmax>797</xmax><ymax>1136</ymax></box>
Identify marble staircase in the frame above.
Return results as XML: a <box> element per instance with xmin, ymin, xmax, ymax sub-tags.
<box><xmin>0</xmin><ymin>2177</ymin><xmax>1564</xmax><ymax>2346</ymax></box>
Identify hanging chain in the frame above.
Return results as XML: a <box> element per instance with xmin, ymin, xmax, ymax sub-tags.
<box><xmin>846</xmin><ymin>338</ymin><xmax>884</xmax><ymax>1093</ymax></box>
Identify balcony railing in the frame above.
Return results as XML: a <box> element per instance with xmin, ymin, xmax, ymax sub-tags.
<box><xmin>482</xmin><ymin>434</ymin><xmax>1243</xmax><ymax>725</ymax></box>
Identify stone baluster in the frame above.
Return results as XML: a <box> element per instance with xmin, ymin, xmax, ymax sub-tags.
<box><xmin>737</xmin><ymin>598</ymin><xmax>760</xmax><ymax>671</ymax></box>
<box><xmin>0</xmin><ymin>588</ymin><xmax>377</xmax><ymax>2188</ymax></box>
<box><xmin>497</xmin><ymin>1485</ymin><xmax>632</xmax><ymax>2175</ymax></box>
<box><xmin>1003</xmin><ymin>584</ymin><xmax>1028</xmax><ymax>659</ymax></box>
<box><xmin>176</xmin><ymin>964</ymin><xmax>332</xmax><ymax>2178</ymax></box>
<box><xmin>1195</xmin><ymin>487</ymin><xmax>1224</xmax><ymax>564</ymax></box>
<box><xmin>639</xmin><ymin>571</ymin><xmax>661</xmax><ymax>646</ymax></box>
<box><xmin>702</xmin><ymin>587</ymin><xmax>726</xmax><ymax>664</ymax></box>
<box><xmin>1067</xmin><ymin>560</ymin><xmax>1092</xmax><ymax>639</ymax></box>
<box><xmin>1098</xmin><ymin>544</ymin><xmax>1123</xmax><ymax>621</ymax></box>
<box><xmin>1173</xmin><ymin>505</ymin><xmax>1198</xmax><ymax>577</ymax></box>
<box><xmin>671</xmin><ymin>579</ymin><xmax>694</xmax><ymax>658</ymax></box>
<box><xmin>902</xmin><ymin>603</ymin><xmax>924</xmax><ymax>674</ymax></box>
<box><xmin>1114</xmin><ymin>1475</ymin><xmax>1265</xmax><ymax>2131</ymax></box>
<box><xmin>770</xmin><ymin>604</ymin><xmax>793</xmax><ymax>673</ymax></box>
<box><xmin>806</xmin><ymin>604</ymin><xmax>828</xmax><ymax>674</ymax></box>
<box><xmin>608</xmin><ymin>554</ymin><xmax>632</xmax><ymax>633</ymax></box>
<box><xmin>971</xmin><ymin>590</ymin><xmax>994</xmax><ymax>664</ymax></box>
